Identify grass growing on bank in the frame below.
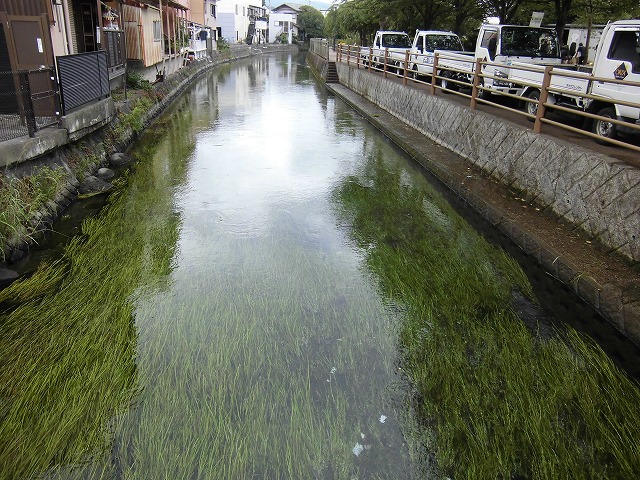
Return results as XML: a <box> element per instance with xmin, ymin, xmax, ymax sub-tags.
<box><xmin>333</xmin><ymin>150</ymin><xmax>640</xmax><ymax>479</ymax></box>
<box><xmin>0</xmin><ymin>167</ymin><xmax>69</xmax><ymax>259</ymax></box>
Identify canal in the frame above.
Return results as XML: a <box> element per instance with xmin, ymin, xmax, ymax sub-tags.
<box><xmin>1</xmin><ymin>52</ymin><xmax>639</xmax><ymax>479</ymax></box>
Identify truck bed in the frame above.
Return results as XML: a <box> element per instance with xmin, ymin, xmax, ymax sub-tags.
<box><xmin>435</xmin><ymin>50</ymin><xmax>475</xmax><ymax>73</ymax></box>
<box><xmin>508</xmin><ymin>62</ymin><xmax>592</xmax><ymax>95</ymax></box>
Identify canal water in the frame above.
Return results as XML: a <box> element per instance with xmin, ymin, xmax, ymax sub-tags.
<box><xmin>1</xmin><ymin>53</ymin><xmax>640</xmax><ymax>479</ymax></box>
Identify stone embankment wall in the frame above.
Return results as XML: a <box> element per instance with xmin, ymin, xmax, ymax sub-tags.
<box><xmin>1</xmin><ymin>45</ymin><xmax>298</xmax><ymax>264</ymax></box>
<box><xmin>312</xmin><ymin>56</ymin><xmax>639</xmax><ymax>265</ymax></box>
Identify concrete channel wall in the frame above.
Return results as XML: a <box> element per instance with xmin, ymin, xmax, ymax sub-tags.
<box><xmin>307</xmin><ymin>52</ymin><xmax>640</xmax><ymax>347</ymax></box>
<box><xmin>321</xmin><ymin>57</ymin><xmax>640</xmax><ymax>264</ymax></box>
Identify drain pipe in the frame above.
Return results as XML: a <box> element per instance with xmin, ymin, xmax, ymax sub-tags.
<box><xmin>62</xmin><ymin>0</ymin><xmax>74</xmax><ymax>54</ymax></box>
<box><xmin>159</xmin><ymin>0</ymin><xmax>166</xmax><ymax>80</ymax></box>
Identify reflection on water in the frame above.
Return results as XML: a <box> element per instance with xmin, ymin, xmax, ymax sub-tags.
<box><xmin>1</xmin><ymin>53</ymin><xmax>639</xmax><ymax>479</ymax></box>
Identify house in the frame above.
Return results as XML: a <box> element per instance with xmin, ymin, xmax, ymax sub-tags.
<box><xmin>191</xmin><ymin>0</ymin><xmax>220</xmax><ymax>44</ymax></box>
<box><xmin>122</xmin><ymin>0</ymin><xmax>192</xmax><ymax>81</ymax></box>
<box><xmin>0</xmin><ymin>0</ymin><xmax>203</xmax><ymax>144</ymax></box>
<box><xmin>217</xmin><ymin>0</ymin><xmax>265</xmax><ymax>44</ymax></box>
<box><xmin>268</xmin><ymin>3</ymin><xmax>301</xmax><ymax>43</ymax></box>
<box><xmin>0</xmin><ymin>0</ymin><xmax>126</xmax><ymax>143</ymax></box>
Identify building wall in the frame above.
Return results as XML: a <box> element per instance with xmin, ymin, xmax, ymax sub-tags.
<box><xmin>203</xmin><ymin>0</ymin><xmax>218</xmax><ymax>37</ymax></box>
<box><xmin>268</xmin><ymin>12</ymin><xmax>293</xmax><ymax>43</ymax></box>
<box><xmin>123</xmin><ymin>3</ymin><xmax>162</xmax><ymax>67</ymax></box>
<box><xmin>0</xmin><ymin>0</ymin><xmax>51</xmax><ymax>17</ymax></box>
<box><xmin>49</xmin><ymin>2</ymin><xmax>72</xmax><ymax>56</ymax></box>
<box><xmin>217</xmin><ymin>0</ymin><xmax>259</xmax><ymax>43</ymax></box>
<box><xmin>217</xmin><ymin>12</ymin><xmax>237</xmax><ymax>43</ymax></box>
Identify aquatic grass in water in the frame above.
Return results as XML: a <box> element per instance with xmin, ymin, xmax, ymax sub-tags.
<box><xmin>2</xmin><ymin>54</ymin><xmax>640</xmax><ymax>479</ymax></box>
<box><xmin>0</xmin><ymin>92</ymin><xmax>412</xmax><ymax>478</ymax></box>
<box><xmin>0</xmin><ymin>114</ymin><xmax>191</xmax><ymax>479</ymax></box>
<box><xmin>333</xmin><ymin>149</ymin><xmax>640</xmax><ymax>478</ymax></box>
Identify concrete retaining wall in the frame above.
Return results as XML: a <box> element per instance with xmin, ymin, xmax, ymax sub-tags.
<box><xmin>331</xmin><ymin>61</ymin><xmax>640</xmax><ymax>264</ymax></box>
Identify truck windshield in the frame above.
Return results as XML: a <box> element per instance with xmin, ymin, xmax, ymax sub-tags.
<box><xmin>382</xmin><ymin>35</ymin><xmax>411</xmax><ymax>48</ymax></box>
<box><xmin>425</xmin><ymin>34</ymin><xmax>463</xmax><ymax>51</ymax></box>
<box><xmin>500</xmin><ymin>27</ymin><xmax>560</xmax><ymax>58</ymax></box>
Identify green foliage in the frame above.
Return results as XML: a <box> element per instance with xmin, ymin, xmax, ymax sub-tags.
<box><xmin>216</xmin><ymin>36</ymin><xmax>230</xmax><ymax>51</ymax></box>
<box><xmin>126</xmin><ymin>70</ymin><xmax>152</xmax><ymax>91</ymax></box>
<box><xmin>572</xmin><ymin>0</ymin><xmax>640</xmax><ymax>24</ymax></box>
<box><xmin>112</xmin><ymin>95</ymin><xmax>154</xmax><ymax>139</ymax></box>
<box><xmin>297</xmin><ymin>5</ymin><xmax>325</xmax><ymax>42</ymax></box>
<box><xmin>327</xmin><ymin>0</ymin><xmax>640</xmax><ymax>43</ymax></box>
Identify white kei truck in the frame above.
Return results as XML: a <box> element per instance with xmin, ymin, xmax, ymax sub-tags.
<box><xmin>359</xmin><ymin>31</ymin><xmax>412</xmax><ymax>72</ymax></box>
<box><xmin>435</xmin><ymin>24</ymin><xmax>562</xmax><ymax>94</ymax></box>
<box><xmin>507</xmin><ymin>20</ymin><xmax>640</xmax><ymax>142</ymax></box>
<box><xmin>407</xmin><ymin>30</ymin><xmax>465</xmax><ymax>79</ymax></box>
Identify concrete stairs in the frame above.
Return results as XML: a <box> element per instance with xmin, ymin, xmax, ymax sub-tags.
<box><xmin>325</xmin><ymin>62</ymin><xmax>339</xmax><ymax>83</ymax></box>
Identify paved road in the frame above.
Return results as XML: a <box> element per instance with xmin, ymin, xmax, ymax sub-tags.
<box><xmin>332</xmin><ymin>54</ymin><xmax>640</xmax><ymax>167</ymax></box>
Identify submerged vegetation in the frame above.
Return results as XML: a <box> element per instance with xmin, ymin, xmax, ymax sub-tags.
<box><xmin>333</xmin><ymin>150</ymin><xmax>640</xmax><ymax>478</ymax></box>
<box><xmin>0</xmin><ymin>113</ymin><xmax>191</xmax><ymax>479</ymax></box>
<box><xmin>1</xmin><ymin>55</ymin><xmax>639</xmax><ymax>479</ymax></box>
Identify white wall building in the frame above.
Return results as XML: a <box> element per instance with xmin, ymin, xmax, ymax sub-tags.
<box><xmin>268</xmin><ymin>3</ymin><xmax>301</xmax><ymax>43</ymax></box>
<box><xmin>268</xmin><ymin>13</ymin><xmax>294</xmax><ymax>44</ymax></box>
<box><xmin>203</xmin><ymin>0</ymin><xmax>220</xmax><ymax>42</ymax></box>
<box><xmin>217</xmin><ymin>0</ymin><xmax>264</xmax><ymax>44</ymax></box>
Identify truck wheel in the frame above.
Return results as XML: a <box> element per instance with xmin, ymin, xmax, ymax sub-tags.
<box><xmin>440</xmin><ymin>71</ymin><xmax>458</xmax><ymax>94</ymax></box>
<box><xmin>411</xmin><ymin>66</ymin><xmax>419</xmax><ymax>80</ymax></box>
<box><xmin>478</xmin><ymin>80</ymin><xmax>491</xmax><ymax>100</ymax></box>
<box><xmin>525</xmin><ymin>90</ymin><xmax>540</xmax><ymax>122</ymax></box>
<box><xmin>592</xmin><ymin>107</ymin><xmax>618</xmax><ymax>145</ymax></box>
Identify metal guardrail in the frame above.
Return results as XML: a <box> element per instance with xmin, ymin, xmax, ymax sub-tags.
<box><xmin>335</xmin><ymin>44</ymin><xmax>640</xmax><ymax>152</ymax></box>
<box><xmin>0</xmin><ymin>68</ymin><xmax>61</xmax><ymax>142</ymax></box>
<box><xmin>310</xmin><ymin>38</ymin><xmax>329</xmax><ymax>60</ymax></box>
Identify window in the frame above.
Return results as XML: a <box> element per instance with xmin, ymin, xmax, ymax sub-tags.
<box><xmin>500</xmin><ymin>27</ymin><xmax>560</xmax><ymax>58</ymax></box>
<box><xmin>608</xmin><ymin>30</ymin><xmax>640</xmax><ymax>73</ymax></box>
<box><xmin>153</xmin><ymin>20</ymin><xmax>161</xmax><ymax>42</ymax></box>
<box><xmin>210</xmin><ymin>4</ymin><xmax>216</xmax><ymax>18</ymax></box>
<box><xmin>425</xmin><ymin>35</ymin><xmax>463</xmax><ymax>52</ymax></box>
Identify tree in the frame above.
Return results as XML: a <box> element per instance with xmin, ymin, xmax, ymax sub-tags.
<box><xmin>297</xmin><ymin>6</ymin><xmax>325</xmax><ymax>43</ymax></box>
<box><xmin>445</xmin><ymin>0</ymin><xmax>488</xmax><ymax>37</ymax></box>
<box><xmin>335</xmin><ymin>0</ymin><xmax>381</xmax><ymax>45</ymax></box>
<box><xmin>480</xmin><ymin>0</ymin><xmax>526</xmax><ymax>23</ymax></box>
